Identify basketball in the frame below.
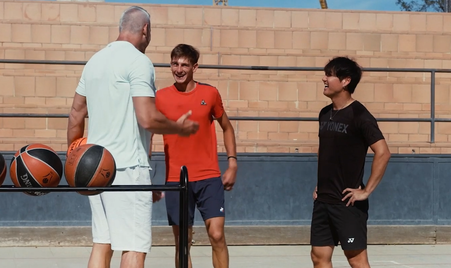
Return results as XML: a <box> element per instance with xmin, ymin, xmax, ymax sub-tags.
<box><xmin>9</xmin><ymin>144</ymin><xmax>63</xmax><ymax>196</ymax></box>
<box><xmin>0</xmin><ymin>153</ymin><xmax>6</xmax><ymax>186</ymax></box>
<box><xmin>64</xmin><ymin>144</ymin><xmax>116</xmax><ymax>195</ymax></box>
<box><xmin>67</xmin><ymin>137</ymin><xmax>87</xmax><ymax>156</ymax></box>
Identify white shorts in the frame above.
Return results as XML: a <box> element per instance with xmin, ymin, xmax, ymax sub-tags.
<box><xmin>88</xmin><ymin>166</ymin><xmax>153</xmax><ymax>253</ymax></box>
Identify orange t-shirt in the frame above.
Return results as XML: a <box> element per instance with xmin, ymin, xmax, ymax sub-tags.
<box><xmin>155</xmin><ymin>82</ymin><xmax>224</xmax><ymax>182</ymax></box>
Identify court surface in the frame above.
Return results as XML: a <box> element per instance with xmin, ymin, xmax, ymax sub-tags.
<box><xmin>0</xmin><ymin>244</ymin><xmax>450</xmax><ymax>267</ymax></box>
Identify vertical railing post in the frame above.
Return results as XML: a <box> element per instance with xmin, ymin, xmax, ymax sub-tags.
<box><xmin>431</xmin><ymin>70</ymin><xmax>436</xmax><ymax>143</ymax></box>
<box><xmin>178</xmin><ymin>166</ymin><xmax>189</xmax><ymax>268</ymax></box>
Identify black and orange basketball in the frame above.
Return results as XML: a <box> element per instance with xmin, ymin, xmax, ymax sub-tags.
<box><xmin>67</xmin><ymin>137</ymin><xmax>87</xmax><ymax>157</ymax></box>
<box><xmin>9</xmin><ymin>144</ymin><xmax>63</xmax><ymax>196</ymax></box>
<box><xmin>0</xmin><ymin>153</ymin><xmax>6</xmax><ymax>186</ymax></box>
<box><xmin>64</xmin><ymin>144</ymin><xmax>116</xmax><ymax>196</ymax></box>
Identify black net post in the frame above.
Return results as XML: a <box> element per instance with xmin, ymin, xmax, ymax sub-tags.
<box><xmin>178</xmin><ymin>166</ymin><xmax>189</xmax><ymax>268</ymax></box>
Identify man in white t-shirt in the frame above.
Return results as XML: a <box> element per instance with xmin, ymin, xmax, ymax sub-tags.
<box><xmin>67</xmin><ymin>6</ymin><xmax>199</xmax><ymax>268</ymax></box>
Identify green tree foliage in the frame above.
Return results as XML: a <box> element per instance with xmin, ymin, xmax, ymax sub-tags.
<box><xmin>396</xmin><ymin>0</ymin><xmax>451</xmax><ymax>12</ymax></box>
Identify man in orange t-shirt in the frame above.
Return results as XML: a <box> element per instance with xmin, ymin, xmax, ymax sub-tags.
<box><xmin>155</xmin><ymin>44</ymin><xmax>237</xmax><ymax>268</ymax></box>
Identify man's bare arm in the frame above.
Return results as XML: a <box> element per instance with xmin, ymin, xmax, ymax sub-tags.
<box><xmin>133</xmin><ymin>96</ymin><xmax>198</xmax><ymax>136</ymax></box>
<box><xmin>67</xmin><ymin>93</ymin><xmax>88</xmax><ymax>146</ymax></box>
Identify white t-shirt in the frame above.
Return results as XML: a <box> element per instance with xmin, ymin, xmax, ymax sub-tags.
<box><xmin>75</xmin><ymin>41</ymin><xmax>155</xmax><ymax>169</ymax></box>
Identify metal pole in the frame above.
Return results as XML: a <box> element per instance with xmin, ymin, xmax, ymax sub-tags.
<box><xmin>178</xmin><ymin>166</ymin><xmax>189</xmax><ymax>268</ymax></box>
<box><xmin>0</xmin><ymin>185</ymin><xmax>182</xmax><ymax>192</ymax></box>
<box><xmin>0</xmin><ymin>114</ymin><xmax>439</xmax><ymax>122</ymax></box>
<box><xmin>430</xmin><ymin>70</ymin><xmax>436</xmax><ymax>143</ymax></box>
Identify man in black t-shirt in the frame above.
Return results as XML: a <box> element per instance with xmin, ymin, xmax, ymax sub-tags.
<box><xmin>310</xmin><ymin>57</ymin><xmax>391</xmax><ymax>268</ymax></box>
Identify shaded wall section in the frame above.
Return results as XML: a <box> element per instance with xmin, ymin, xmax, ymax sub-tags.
<box><xmin>0</xmin><ymin>152</ymin><xmax>450</xmax><ymax>227</ymax></box>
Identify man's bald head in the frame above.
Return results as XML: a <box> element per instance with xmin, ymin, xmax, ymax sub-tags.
<box><xmin>119</xmin><ymin>6</ymin><xmax>150</xmax><ymax>34</ymax></box>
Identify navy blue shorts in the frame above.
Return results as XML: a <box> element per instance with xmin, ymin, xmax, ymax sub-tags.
<box><xmin>165</xmin><ymin>177</ymin><xmax>225</xmax><ymax>226</ymax></box>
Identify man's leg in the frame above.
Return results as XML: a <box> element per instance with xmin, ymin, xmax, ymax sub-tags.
<box><xmin>310</xmin><ymin>246</ymin><xmax>334</xmax><ymax>268</ymax></box>
<box><xmin>172</xmin><ymin>225</ymin><xmax>194</xmax><ymax>268</ymax></box>
<box><xmin>310</xmin><ymin>200</ymin><xmax>338</xmax><ymax>268</ymax></box>
<box><xmin>102</xmin><ymin>166</ymin><xmax>153</xmax><ymax>268</ymax></box>
<box><xmin>331</xmin><ymin>200</ymin><xmax>370</xmax><ymax>268</ymax></box>
<box><xmin>88</xmin><ymin>243</ymin><xmax>114</xmax><ymax>268</ymax></box>
<box><xmin>88</xmin><ymin>194</ymin><xmax>114</xmax><ymax>268</ymax></box>
<box><xmin>195</xmin><ymin>177</ymin><xmax>228</xmax><ymax>268</ymax></box>
<box><xmin>205</xmin><ymin>217</ymin><xmax>228</xmax><ymax>268</ymax></box>
<box><xmin>344</xmin><ymin>249</ymin><xmax>370</xmax><ymax>268</ymax></box>
<box><xmin>120</xmin><ymin>251</ymin><xmax>147</xmax><ymax>268</ymax></box>
<box><xmin>165</xmin><ymin>180</ymin><xmax>196</xmax><ymax>268</ymax></box>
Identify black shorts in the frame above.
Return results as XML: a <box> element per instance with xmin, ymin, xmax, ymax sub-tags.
<box><xmin>165</xmin><ymin>177</ymin><xmax>225</xmax><ymax>226</ymax></box>
<box><xmin>310</xmin><ymin>199</ymin><xmax>369</xmax><ymax>250</ymax></box>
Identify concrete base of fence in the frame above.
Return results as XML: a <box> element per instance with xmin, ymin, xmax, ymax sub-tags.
<box><xmin>0</xmin><ymin>226</ymin><xmax>450</xmax><ymax>247</ymax></box>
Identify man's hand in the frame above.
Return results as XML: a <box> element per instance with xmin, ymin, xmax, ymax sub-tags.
<box><xmin>313</xmin><ymin>186</ymin><xmax>317</xmax><ymax>200</ymax></box>
<box><xmin>222</xmin><ymin>159</ymin><xmax>237</xmax><ymax>191</ymax></box>
<box><xmin>342</xmin><ymin>186</ymin><xmax>368</xmax><ymax>206</ymax></box>
<box><xmin>176</xmin><ymin>110</ymin><xmax>199</xmax><ymax>137</ymax></box>
<box><xmin>153</xmin><ymin>191</ymin><xmax>164</xmax><ymax>203</ymax></box>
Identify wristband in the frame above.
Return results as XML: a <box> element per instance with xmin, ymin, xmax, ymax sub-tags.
<box><xmin>227</xmin><ymin>156</ymin><xmax>237</xmax><ymax>160</ymax></box>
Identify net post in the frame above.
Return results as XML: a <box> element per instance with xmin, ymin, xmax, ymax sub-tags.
<box><xmin>178</xmin><ymin>165</ymin><xmax>189</xmax><ymax>268</ymax></box>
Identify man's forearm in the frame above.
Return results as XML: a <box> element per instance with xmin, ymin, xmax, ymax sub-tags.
<box><xmin>146</xmin><ymin>111</ymin><xmax>182</xmax><ymax>134</ymax></box>
<box><xmin>67</xmin><ymin>116</ymin><xmax>85</xmax><ymax>145</ymax></box>
<box><xmin>364</xmin><ymin>151</ymin><xmax>390</xmax><ymax>195</ymax></box>
<box><xmin>223</xmin><ymin>128</ymin><xmax>237</xmax><ymax>168</ymax></box>
<box><xmin>223</xmin><ymin>128</ymin><xmax>236</xmax><ymax>156</ymax></box>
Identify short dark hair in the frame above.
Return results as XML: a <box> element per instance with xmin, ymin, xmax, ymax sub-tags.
<box><xmin>324</xmin><ymin>57</ymin><xmax>362</xmax><ymax>94</ymax></box>
<box><xmin>170</xmin><ymin>44</ymin><xmax>200</xmax><ymax>65</ymax></box>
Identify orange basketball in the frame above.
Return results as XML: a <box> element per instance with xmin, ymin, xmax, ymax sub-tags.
<box><xmin>64</xmin><ymin>144</ymin><xmax>116</xmax><ymax>196</ymax></box>
<box><xmin>0</xmin><ymin>153</ymin><xmax>6</xmax><ymax>186</ymax></box>
<box><xmin>67</xmin><ymin>137</ymin><xmax>87</xmax><ymax>157</ymax></box>
<box><xmin>9</xmin><ymin>144</ymin><xmax>63</xmax><ymax>196</ymax></box>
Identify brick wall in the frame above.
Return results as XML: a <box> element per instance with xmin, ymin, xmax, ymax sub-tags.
<box><xmin>1</xmin><ymin>1</ymin><xmax>451</xmax><ymax>154</ymax></box>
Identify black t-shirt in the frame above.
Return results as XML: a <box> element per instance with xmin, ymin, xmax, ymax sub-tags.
<box><xmin>317</xmin><ymin>101</ymin><xmax>385</xmax><ymax>204</ymax></box>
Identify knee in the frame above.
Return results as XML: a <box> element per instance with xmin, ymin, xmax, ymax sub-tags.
<box><xmin>310</xmin><ymin>249</ymin><xmax>331</xmax><ymax>266</ymax></box>
<box><xmin>208</xmin><ymin>230</ymin><xmax>225</xmax><ymax>246</ymax></box>
<box><xmin>344</xmin><ymin>250</ymin><xmax>369</xmax><ymax>268</ymax></box>
<box><xmin>347</xmin><ymin>259</ymin><xmax>369</xmax><ymax>268</ymax></box>
<box><xmin>310</xmin><ymin>250</ymin><xmax>321</xmax><ymax>265</ymax></box>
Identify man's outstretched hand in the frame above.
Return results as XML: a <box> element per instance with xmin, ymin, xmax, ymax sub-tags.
<box><xmin>176</xmin><ymin>110</ymin><xmax>199</xmax><ymax>137</ymax></box>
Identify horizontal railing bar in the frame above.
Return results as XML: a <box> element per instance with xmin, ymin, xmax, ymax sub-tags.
<box><xmin>228</xmin><ymin>117</ymin><xmax>436</xmax><ymax>122</ymax></box>
<box><xmin>0</xmin><ymin>113</ymin><xmax>69</xmax><ymax>118</ymax></box>
<box><xmin>0</xmin><ymin>185</ymin><xmax>183</xmax><ymax>192</ymax></box>
<box><xmin>0</xmin><ymin>113</ymin><xmax>447</xmax><ymax>122</ymax></box>
<box><xmin>228</xmin><ymin>117</ymin><xmax>318</xmax><ymax>121</ymax></box>
<box><xmin>433</xmin><ymin>69</ymin><xmax>451</xmax><ymax>73</ymax></box>
<box><xmin>1</xmin><ymin>59</ymin><xmax>450</xmax><ymax>73</ymax></box>
<box><xmin>0</xmin><ymin>59</ymin><xmax>87</xmax><ymax>65</ymax></box>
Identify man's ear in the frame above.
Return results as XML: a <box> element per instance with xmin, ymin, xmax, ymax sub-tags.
<box><xmin>143</xmin><ymin>23</ymin><xmax>150</xmax><ymax>41</ymax></box>
<box><xmin>341</xmin><ymin>77</ymin><xmax>351</xmax><ymax>88</ymax></box>
<box><xmin>193</xmin><ymin>63</ymin><xmax>199</xmax><ymax>73</ymax></box>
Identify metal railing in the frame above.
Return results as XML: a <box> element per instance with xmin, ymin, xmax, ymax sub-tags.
<box><xmin>0</xmin><ymin>163</ymin><xmax>190</xmax><ymax>268</ymax></box>
<box><xmin>0</xmin><ymin>59</ymin><xmax>450</xmax><ymax>143</ymax></box>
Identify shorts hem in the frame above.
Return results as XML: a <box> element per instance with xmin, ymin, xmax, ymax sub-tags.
<box><xmin>93</xmin><ymin>240</ymin><xmax>111</xmax><ymax>245</ymax></box>
<box><xmin>110</xmin><ymin>247</ymin><xmax>151</xmax><ymax>253</ymax></box>
<box><xmin>203</xmin><ymin>215</ymin><xmax>225</xmax><ymax>221</ymax></box>
<box><xmin>310</xmin><ymin>242</ymin><xmax>337</xmax><ymax>247</ymax></box>
<box><xmin>341</xmin><ymin>245</ymin><xmax>368</xmax><ymax>251</ymax></box>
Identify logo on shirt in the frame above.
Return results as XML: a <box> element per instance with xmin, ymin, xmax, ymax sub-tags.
<box><xmin>201</xmin><ymin>100</ymin><xmax>207</xmax><ymax>105</ymax></box>
<box><xmin>320</xmin><ymin>121</ymin><xmax>348</xmax><ymax>134</ymax></box>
